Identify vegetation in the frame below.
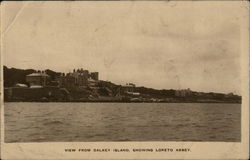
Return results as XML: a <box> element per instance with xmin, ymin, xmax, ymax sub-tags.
<box><xmin>3</xmin><ymin>66</ymin><xmax>241</xmax><ymax>103</ymax></box>
<box><xmin>3</xmin><ymin>66</ymin><xmax>61</xmax><ymax>87</ymax></box>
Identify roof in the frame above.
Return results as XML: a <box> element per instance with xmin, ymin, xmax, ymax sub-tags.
<box><xmin>26</xmin><ymin>73</ymin><xmax>49</xmax><ymax>77</ymax></box>
<box><xmin>15</xmin><ymin>83</ymin><xmax>28</xmax><ymax>87</ymax></box>
<box><xmin>88</xmin><ymin>78</ymin><xmax>96</xmax><ymax>82</ymax></box>
<box><xmin>30</xmin><ymin>85</ymin><xmax>43</xmax><ymax>88</ymax></box>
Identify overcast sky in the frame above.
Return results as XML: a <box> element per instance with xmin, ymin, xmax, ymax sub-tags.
<box><xmin>2</xmin><ymin>1</ymin><xmax>244</xmax><ymax>94</ymax></box>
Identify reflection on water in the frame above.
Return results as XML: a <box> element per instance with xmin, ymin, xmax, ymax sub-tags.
<box><xmin>4</xmin><ymin>103</ymin><xmax>240</xmax><ymax>142</ymax></box>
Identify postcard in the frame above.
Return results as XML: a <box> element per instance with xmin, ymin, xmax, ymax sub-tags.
<box><xmin>0</xmin><ymin>1</ymin><xmax>249</xmax><ymax>159</ymax></box>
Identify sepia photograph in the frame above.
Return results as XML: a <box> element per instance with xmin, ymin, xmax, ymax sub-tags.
<box><xmin>1</xmin><ymin>1</ymin><xmax>249</xmax><ymax>159</ymax></box>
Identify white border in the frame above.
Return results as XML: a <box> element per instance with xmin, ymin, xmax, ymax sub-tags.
<box><xmin>0</xmin><ymin>1</ymin><xmax>249</xmax><ymax>159</ymax></box>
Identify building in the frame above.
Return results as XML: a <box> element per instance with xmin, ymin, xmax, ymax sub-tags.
<box><xmin>175</xmin><ymin>88</ymin><xmax>192</xmax><ymax>97</ymax></box>
<box><xmin>88</xmin><ymin>77</ymin><xmax>98</xmax><ymax>87</ymax></box>
<box><xmin>26</xmin><ymin>72</ymin><xmax>49</xmax><ymax>87</ymax></box>
<box><xmin>122</xmin><ymin>83</ymin><xmax>136</xmax><ymax>93</ymax></box>
<box><xmin>58</xmin><ymin>69</ymin><xmax>99</xmax><ymax>89</ymax></box>
<box><xmin>122</xmin><ymin>83</ymin><xmax>140</xmax><ymax>95</ymax></box>
<box><xmin>90</xmin><ymin>72</ymin><xmax>99</xmax><ymax>81</ymax></box>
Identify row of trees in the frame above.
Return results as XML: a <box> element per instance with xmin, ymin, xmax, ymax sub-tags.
<box><xmin>3</xmin><ymin>66</ymin><xmax>61</xmax><ymax>87</ymax></box>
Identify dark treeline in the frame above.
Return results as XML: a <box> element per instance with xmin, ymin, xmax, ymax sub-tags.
<box><xmin>4</xmin><ymin>66</ymin><xmax>35</xmax><ymax>87</ymax></box>
<box><xmin>135</xmin><ymin>87</ymin><xmax>176</xmax><ymax>98</ymax></box>
<box><xmin>3</xmin><ymin>66</ymin><xmax>61</xmax><ymax>87</ymax></box>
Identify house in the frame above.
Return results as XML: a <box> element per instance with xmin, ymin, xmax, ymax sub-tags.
<box><xmin>26</xmin><ymin>72</ymin><xmax>49</xmax><ymax>87</ymax></box>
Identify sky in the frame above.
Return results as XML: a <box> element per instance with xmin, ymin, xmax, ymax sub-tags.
<box><xmin>1</xmin><ymin>1</ymin><xmax>246</xmax><ymax>94</ymax></box>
